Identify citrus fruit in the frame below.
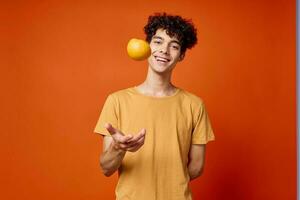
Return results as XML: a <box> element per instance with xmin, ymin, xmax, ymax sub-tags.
<box><xmin>127</xmin><ymin>38</ymin><xmax>151</xmax><ymax>60</ymax></box>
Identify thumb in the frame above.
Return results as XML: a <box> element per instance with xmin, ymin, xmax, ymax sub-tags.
<box><xmin>104</xmin><ymin>123</ymin><xmax>118</xmax><ymax>135</ymax></box>
<box><xmin>139</xmin><ymin>128</ymin><xmax>146</xmax><ymax>135</ymax></box>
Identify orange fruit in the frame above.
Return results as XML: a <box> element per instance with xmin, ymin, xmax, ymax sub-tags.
<box><xmin>127</xmin><ymin>38</ymin><xmax>151</xmax><ymax>60</ymax></box>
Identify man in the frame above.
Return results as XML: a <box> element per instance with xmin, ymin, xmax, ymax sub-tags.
<box><xmin>94</xmin><ymin>12</ymin><xmax>215</xmax><ymax>200</ymax></box>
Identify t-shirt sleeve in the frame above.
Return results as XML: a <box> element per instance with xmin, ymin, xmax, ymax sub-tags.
<box><xmin>192</xmin><ymin>102</ymin><xmax>215</xmax><ymax>144</ymax></box>
<box><xmin>94</xmin><ymin>94</ymin><xmax>118</xmax><ymax>136</ymax></box>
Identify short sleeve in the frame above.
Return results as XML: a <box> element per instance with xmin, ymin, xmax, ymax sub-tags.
<box><xmin>192</xmin><ymin>102</ymin><xmax>215</xmax><ymax>144</ymax></box>
<box><xmin>94</xmin><ymin>94</ymin><xmax>119</xmax><ymax>136</ymax></box>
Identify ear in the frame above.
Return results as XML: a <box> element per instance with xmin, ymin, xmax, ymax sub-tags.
<box><xmin>178</xmin><ymin>52</ymin><xmax>185</xmax><ymax>61</ymax></box>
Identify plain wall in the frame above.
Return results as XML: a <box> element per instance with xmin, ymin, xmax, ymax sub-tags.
<box><xmin>2</xmin><ymin>0</ymin><xmax>296</xmax><ymax>199</ymax></box>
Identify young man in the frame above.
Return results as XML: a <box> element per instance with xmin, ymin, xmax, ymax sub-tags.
<box><xmin>94</xmin><ymin>13</ymin><xmax>215</xmax><ymax>200</ymax></box>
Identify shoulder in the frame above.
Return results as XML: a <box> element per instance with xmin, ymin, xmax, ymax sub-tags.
<box><xmin>179</xmin><ymin>89</ymin><xmax>211</xmax><ymax>120</ymax></box>
<box><xmin>179</xmin><ymin>89</ymin><xmax>205</xmax><ymax>107</ymax></box>
<box><xmin>107</xmin><ymin>87</ymin><xmax>135</xmax><ymax>100</ymax></box>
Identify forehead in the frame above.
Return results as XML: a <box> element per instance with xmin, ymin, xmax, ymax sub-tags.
<box><xmin>152</xmin><ymin>28</ymin><xmax>180</xmax><ymax>43</ymax></box>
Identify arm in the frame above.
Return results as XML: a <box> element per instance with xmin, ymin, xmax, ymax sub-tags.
<box><xmin>100</xmin><ymin>136</ymin><xmax>126</xmax><ymax>177</ymax></box>
<box><xmin>99</xmin><ymin>123</ymin><xmax>146</xmax><ymax>177</ymax></box>
<box><xmin>188</xmin><ymin>144</ymin><xmax>206</xmax><ymax>180</ymax></box>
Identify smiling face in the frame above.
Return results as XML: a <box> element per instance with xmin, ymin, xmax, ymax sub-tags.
<box><xmin>147</xmin><ymin>28</ymin><xmax>184</xmax><ymax>74</ymax></box>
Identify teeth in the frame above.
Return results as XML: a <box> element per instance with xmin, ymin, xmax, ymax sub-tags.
<box><xmin>155</xmin><ymin>56</ymin><xmax>169</xmax><ymax>62</ymax></box>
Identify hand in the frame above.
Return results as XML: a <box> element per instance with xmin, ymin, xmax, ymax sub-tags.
<box><xmin>105</xmin><ymin>123</ymin><xmax>146</xmax><ymax>152</ymax></box>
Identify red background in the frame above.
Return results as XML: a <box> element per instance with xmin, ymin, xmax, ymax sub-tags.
<box><xmin>2</xmin><ymin>0</ymin><xmax>296</xmax><ymax>199</ymax></box>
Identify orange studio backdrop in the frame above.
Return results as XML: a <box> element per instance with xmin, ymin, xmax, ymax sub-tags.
<box><xmin>2</xmin><ymin>0</ymin><xmax>296</xmax><ymax>199</ymax></box>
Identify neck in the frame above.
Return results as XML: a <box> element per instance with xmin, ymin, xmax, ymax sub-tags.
<box><xmin>136</xmin><ymin>66</ymin><xmax>176</xmax><ymax>96</ymax></box>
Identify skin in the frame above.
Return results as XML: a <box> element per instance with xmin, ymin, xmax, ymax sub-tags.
<box><xmin>100</xmin><ymin>28</ymin><xmax>206</xmax><ymax>180</ymax></box>
<box><xmin>100</xmin><ymin>123</ymin><xmax>146</xmax><ymax>176</ymax></box>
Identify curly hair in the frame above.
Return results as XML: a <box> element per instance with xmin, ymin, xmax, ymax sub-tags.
<box><xmin>144</xmin><ymin>12</ymin><xmax>197</xmax><ymax>55</ymax></box>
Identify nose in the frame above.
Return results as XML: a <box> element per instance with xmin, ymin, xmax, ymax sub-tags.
<box><xmin>159</xmin><ymin>44</ymin><xmax>169</xmax><ymax>55</ymax></box>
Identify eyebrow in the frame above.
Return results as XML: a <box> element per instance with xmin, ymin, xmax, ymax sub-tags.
<box><xmin>152</xmin><ymin>36</ymin><xmax>181</xmax><ymax>45</ymax></box>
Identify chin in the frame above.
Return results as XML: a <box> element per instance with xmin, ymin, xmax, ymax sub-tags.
<box><xmin>151</xmin><ymin>65</ymin><xmax>175</xmax><ymax>75</ymax></box>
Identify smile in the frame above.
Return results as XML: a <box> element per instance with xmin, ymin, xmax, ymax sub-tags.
<box><xmin>154</xmin><ymin>56</ymin><xmax>170</xmax><ymax>63</ymax></box>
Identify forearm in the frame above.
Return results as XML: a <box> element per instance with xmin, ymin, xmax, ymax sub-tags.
<box><xmin>100</xmin><ymin>141</ymin><xmax>126</xmax><ymax>176</ymax></box>
<box><xmin>188</xmin><ymin>163</ymin><xmax>204</xmax><ymax>180</ymax></box>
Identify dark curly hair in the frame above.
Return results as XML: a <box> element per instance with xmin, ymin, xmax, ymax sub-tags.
<box><xmin>144</xmin><ymin>12</ymin><xmax>197</xmax><ymax>55</ymax></box>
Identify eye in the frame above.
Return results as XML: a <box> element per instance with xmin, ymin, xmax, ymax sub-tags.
<box><xmin>153</xmin><ymin>40</ymin><xmax>161</xmax><ymax>44</ymax></box>
<box><xmin>172</xmin><ymin>45</ymin><xmax>179</xmax><ymax>50</ymax></box>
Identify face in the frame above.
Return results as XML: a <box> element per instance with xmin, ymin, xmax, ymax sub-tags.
<box><xmin>148</xmin><ymin>28</ymin><xmax>184</xmax><ymax>74</ymax></box>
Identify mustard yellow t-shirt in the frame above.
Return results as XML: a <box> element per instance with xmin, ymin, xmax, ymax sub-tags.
<box><xmin>94</xmin><ymin>86</ymin><xmax>215</xmax><ymax>200</ymax></box>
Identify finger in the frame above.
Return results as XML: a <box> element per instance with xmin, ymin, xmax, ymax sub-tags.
<box><xmin>119</xmin><ymin>142</ymin><xmax>132</xmax><ymax>150</ymax></box>
<box><xmin>119</xmin><ymin>135</ymin><xmax>133</xmax><ymax>144</ymax></box>
<box><xmin>112</xmin><ymin>133</ymin><xmax>132</xmax><ymax>144</ymax></box>
<box><xmin>126</xmin><ymin>129</ymin><xmax>146</xmax><ymax>143</ymax></box>
<box><xmin>139</xmin><ymin>128</ymin><xmax>146</xmax><ymax>135</ymax></box>
<box><xmin>126</xmin><ymin>132</ymin><xmax>145</xmax><ymax>144</ymax></box>
<box><xmin>126</xmin><ymin>134</ymin><xmax>145</xmax><ymax>148</ymax></box>
<box><xmin>104</xmin><ymin>123</ymin><xmax>125</xmax><ymax>136</ymax></box>
<box><xmin>104</xmin><ymin>123</ymin><xmax>118</xmax><ymax>135</ymax></box>
<box><xmin>119</xmin><ymin>135</ymin><xmax>145</xmax><ymax>150</ymax></box>
<box><xmin>127</xmin><ymin>140</ymin><xmax>145</xmax><ymax>152</ymax></box>
<box><xmin>127</xmin><ymin>135</ymin><xmax>145</xmax><ymax>146</ymax></box>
